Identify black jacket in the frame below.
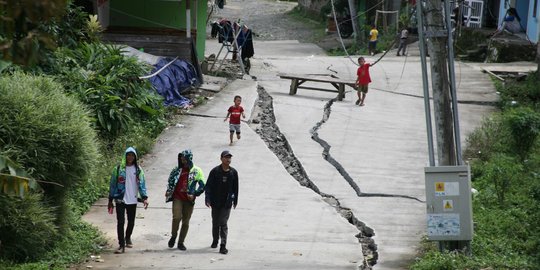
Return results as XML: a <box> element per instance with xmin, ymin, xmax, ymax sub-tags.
<box><xmin>205</xmin><ymin>165</ymin><xmax>239</xmax><ymax>208</ymax></box>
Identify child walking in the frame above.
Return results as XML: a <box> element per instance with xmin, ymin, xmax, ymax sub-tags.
<box><xmin>368</xmin><ymin>24</ymin><xmax>379</xmax><ymax>56</ymax></box>
<box><xmin>355</xmin><ymin>57</ymin><xmax>373</xmax><ymax>106</ymax></box>
<box><xmin>224</xmin><ymin>95</ymin><xmax>246</xmax><ymax>146</ymax></box>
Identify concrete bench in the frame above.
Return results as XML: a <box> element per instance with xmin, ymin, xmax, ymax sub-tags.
<box><xmin>278</xmin><ymin>73</ymin><xmax>356</xmax><ymax>101</ymax></box>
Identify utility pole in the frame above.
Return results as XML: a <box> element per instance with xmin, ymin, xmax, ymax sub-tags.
<box><xmin>424</xmin><ymin>0</ymin><xmax>456</xmax><ymax>166</ymax></box>
<box><xmin>419</xmin><ymin>0</ymin><xmax>469</xmax><ymax>253</ymax></box>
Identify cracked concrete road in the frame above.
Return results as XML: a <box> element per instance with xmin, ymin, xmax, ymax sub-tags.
<box><xmin>243</xmin><ymin>38</ymin><xmax>497</xmax><ymax>269</ymax></box>
<box><xmin>80</xmin><ymin>1</ymin><xmax>504</xmax><ymax>269</ymax></box>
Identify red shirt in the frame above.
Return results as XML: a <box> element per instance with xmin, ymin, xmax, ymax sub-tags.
<box><xmin>357</xmin><ymin>64</ymin><xmax>371</xmax><ymax>86</ymax></box>
<box><xmin>228</xmin><ymin>105</ymin><xmax>244</xmax><ymax>125</ymax></box>
<box><xmin>173</xmin><ymin>168</ymin><xmax>189</xmax><ymax>201</ymax></box>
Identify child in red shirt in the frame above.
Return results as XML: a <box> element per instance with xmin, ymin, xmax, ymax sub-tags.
<box><xmin>355</xmin><ymin>57</ymin><xmax>373</xmax><ymax>106</ymax></box>
<box><xmin>224</xmin><ymin>95</ymin><xmax>246</xmax><ymax>145</ymax></box>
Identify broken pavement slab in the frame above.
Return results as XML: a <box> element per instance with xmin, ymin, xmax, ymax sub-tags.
<box><xmin>198</xmin><ymin>74</ymin><xmax>229</xmax><ymax>93</ymax></box>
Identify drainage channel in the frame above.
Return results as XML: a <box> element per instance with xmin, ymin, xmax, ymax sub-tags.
<box><xmin>248</xmin><ymin>85</ymin><xmax>378</xmax><ymax>270</ymax></box>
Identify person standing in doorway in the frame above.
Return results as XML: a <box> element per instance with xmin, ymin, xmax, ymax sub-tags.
<box><xmin>355</xmin><ymin>57</ymin><xmax>373</xmax><ymax>107</ymax></box>
<box><xmin>165</xmin><ymin>149</ymin><xmax>205</xmax><ymax>251</ymax></box>
<box><xmin>224</xmin><ymin>95</ymin><xmax>246</xmax><ymax>146</ymax></box>
<box><xmin>205</xmin><ymin>150</ymin><xmax>239</xmax><ymax>255</ymax></box>
<box><xmin>368</xmin><ymin>24</ymin><xmax>379</xmax><ymax>56</ymax></box>
<box><xmin>108</xmin><ymin>147</ymin><xmax>149</xmax><ymax>254</ymax></box>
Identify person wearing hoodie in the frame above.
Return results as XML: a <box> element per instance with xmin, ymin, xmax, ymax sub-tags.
<box><xmin>108</xmin><ymin>147</ymin><xmax>149</xmax><ymax>254</ymax></box>
<box><xmin>165</xmin><ymin>149</ymin><xmax>206</xmax><ymax>250</ymax></box>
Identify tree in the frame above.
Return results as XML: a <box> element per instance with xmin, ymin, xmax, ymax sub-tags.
<box><xmin>0</xmin><ymin>0</ymin><xmax>68</xmax><ymax>66</ymax></box>
<box><xmin>348</xmin><ymin>0</ymin><xmax>364</xmax><ymax>46</ymax></box>
<box><xmin>537</xmin><ymin>38</ymin><xmax>540</xmax><ymax>78</ymax></box>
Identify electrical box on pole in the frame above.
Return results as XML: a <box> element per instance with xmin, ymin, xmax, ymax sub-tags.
<box><xmin>424</xmin><ymin>165</ymin><xmax>473</xmax><ymax>241</ymax></box>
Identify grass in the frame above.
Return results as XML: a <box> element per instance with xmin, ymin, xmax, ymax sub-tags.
<box><xmin>285</xmin><ymin>6</ymin><xmax>328</xmax><ymax>43</ymax></box>
<box><xmin>410</xmin><ymin>73</ymin><xmax>540</xmax><ymax>270</ymax></box>
<box><xmin>0</xmin><ymin>219</ymin><xmax>107</xmax><ymax>270</ymax></box>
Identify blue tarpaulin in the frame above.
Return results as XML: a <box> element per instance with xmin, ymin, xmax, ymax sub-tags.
<box><xmin>148</xmin><ymin>58</ymin><xmax>199</xmax><ymax>107</ymax></box>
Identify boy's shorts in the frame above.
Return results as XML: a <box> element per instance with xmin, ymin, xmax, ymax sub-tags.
<box><xmin>356</xmin><ymin>84</ymin><xmax>369</xmax><ymax>93</ymax></box>
<box><xmin>229</xmin><ymin>124</ymin><xmax>241</xmax><ymax>133</ymax></box>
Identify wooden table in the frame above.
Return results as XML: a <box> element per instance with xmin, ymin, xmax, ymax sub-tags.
<box><xmin>278</xmin><ymin>73</ymin><xmax>356</xmax><ymax>101</ymax></box>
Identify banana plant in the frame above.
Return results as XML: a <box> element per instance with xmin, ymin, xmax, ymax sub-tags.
<box><xmin>0</xmin><ymin>155</ymin><xmax>41</xmax><ymax>198</ymax></box>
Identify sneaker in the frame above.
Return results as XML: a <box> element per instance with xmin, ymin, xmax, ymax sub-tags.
<box><xmin>211</xmin><ymin>240</ymin><xmax>218</xmax><ymax>248</ymax></box>
<box><xmin>355</xmin><ymin>99</ymin><xmax>360</xmax><ymax>105</ymax></box>
<box><xmin>168</xmin><ymin>236</ymin><xmax>176</xmax><ymax>248</ymax></box>
<box><xmin>126</xmin><ymin>239</ymin><xmax>133</xmax><ymax>248</ymax></box>
<box><xmin>219</xmin><ymin>245</ymin><xmax>228</xmax><ymax>254</ymax></box>
<box><xmin>177</xmin><ymin>243</ymin><xmax>187</xmax><ymax>251</ymax></box>
<box><xmin>114</xmin><ymin>246</ymin><xmax>125</xmax><ymax>254</ymax></box>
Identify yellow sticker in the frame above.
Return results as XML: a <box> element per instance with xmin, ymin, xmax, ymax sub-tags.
<box><xmin>443</xmin><ymin>200</ymin><xmax>454</xmax><ymax>211</ymax></box>
<box><xmin>435</xmin><ymin>182</ymin><xmax>445</xmax><ymax>192</ymax></box>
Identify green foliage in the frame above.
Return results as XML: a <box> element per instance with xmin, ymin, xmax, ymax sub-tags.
<box><xmin>411</xmin><ymin>250</ymin><xmax>477</xmax><ymax>270</ymax></box>
<box><xmin>320</xmin><ymin>0</ymin><xmax>349</xmax><ymax>19</ymax></box>
<box><xmin>464</xmin><ymin>115</ymin><xmax>510</xmax><ymax>161</ymax></box>
<box><xmin>68</xmin><ymin>177</ymin><xmax>108</xmax><ymax>217</ymax></box>
<box><xmin>0</xmin><ymin>72</ymin><xmax>99</xmax><ymax>231</ymax></box>
<box><xmin>40</xmin><ymin>219</ymin><xmax>106</xmax><ymax>265</ymax></box>
<box><xmin>0</xmin><ymin>217</ymin><xmax>105</xmax><ymax>269</ymax></box>
<box><xmin>454</xmin><ymin>28</ymin><xmax>489</xmax><ymax>56</ymax></box>
<box><xmin>40</xmin><ymin>3</ymin><xmax>95</xmax><ymax>49</ymax></box>
<box><xmin>0</xmin><ymin>193</ymin><xmax>58</xmax><ymax>262</ymax></box>
<box><xmin>476</xmin><ymin>154</ymin><xmax>522</xmax><ymax>205</ymax></box>
<box><xmin>47</xmin><ymin>42</ymin><xmax>165</xmax><ymax>140</ymax></box>
<box><xmin>503</xmin><ymin>107</ymin><xmax>540</xmax><ymax>160</ymax></box>
<box><xmin>497</xmin><ymin>73</ymin><xmax>540</xmax><ymax>108</ymax></box>
<box><xmin>465</xmin><ymin>106</ymin><xmax>540</xmax><ymax>161</ymax></box>
<box><xmin>0</xmin><ymin>0</ymin><xmax>68</xmax><ymax>66</ymax></box>
<box><xmin>414</xmin><ymin>72</ymin><xmax>540</xmax><ymax>269</ymax></box>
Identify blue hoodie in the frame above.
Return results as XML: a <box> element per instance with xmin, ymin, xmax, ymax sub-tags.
<box><xmin>108</xmin><ymin>147</ymin><xmax>148</xmax><ymax>203</ymax></box>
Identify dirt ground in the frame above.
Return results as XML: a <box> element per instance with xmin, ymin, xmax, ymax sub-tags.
<box><xmin>206</xmin><ymin>0</ymin><xmax>339</xmax><ymax>47</ymax></box>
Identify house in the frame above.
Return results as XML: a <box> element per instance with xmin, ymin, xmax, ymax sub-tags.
<box><xmin>89</xmin><ymin>0</ymin><xmax>207</xmax><ymax>75</ymax></box>
<box><xmin>497</xmin><ymin>0</ymin><xmax>539</xmax><ymax>43</ymax></box>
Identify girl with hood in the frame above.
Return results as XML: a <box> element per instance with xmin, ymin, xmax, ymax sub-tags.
<box><xmin>108</xmin><ymin>147</ymin><xmax>149</xmax><ymax>254</ymax></box>
<box><xmin>165</xmin><ymin>149</ymin><xmax>206</xmax><ymax>250</ymax></box>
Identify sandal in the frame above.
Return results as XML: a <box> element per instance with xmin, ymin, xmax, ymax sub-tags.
<box><xmin>114</xmin><ymin>246</ymin><xmax>125</xmax><ymax>254</ymax></box>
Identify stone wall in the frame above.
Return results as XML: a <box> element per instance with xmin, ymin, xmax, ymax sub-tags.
<box><xmin>487</xmin><ymin>37</ymin><xmax>537</xmax><ymax>63</ymax></box>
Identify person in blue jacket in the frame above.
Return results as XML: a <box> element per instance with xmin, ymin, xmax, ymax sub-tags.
<box><xmin>108</xmin><ymin>147</ymin><xmax>149</xmax><ymax>254</ymax></box>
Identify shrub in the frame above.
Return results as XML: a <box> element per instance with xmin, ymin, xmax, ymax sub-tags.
<box><xmin>502</xmin><ymin>107</ymin><xmax>540</xmax><ymax>160</ymax></box>
<box><xmin>464</xmin><ymin>115</ymin><xmax>511</xmax><ymax>161</ymax></box>
<box><xmin>47</xmin><ymin>42</ymin><xmax>165</xmax><ymax>140</ymax></box>
<box><xmin>498</xmin><ymin>73</ymin><xmax>540</xmax><ymax>108</ymax></box>
<box><xmin>0</xmin><ymin>72</ymin><xmax>99</xmax><ymax>231</ymax></box>
<box><xmin>476</xmin><ymin>154</ymin><xmax>522</xmax><ymax>205</ymax></box>
<box><xmin>41</xmin><ymin>4</ymin><xmax>94</xmax><ymax>49</ymax></box>
<box><xmin>0</xmin><ymin>193</ymin><xmax>58</xmax><ymax>262</ymax></box>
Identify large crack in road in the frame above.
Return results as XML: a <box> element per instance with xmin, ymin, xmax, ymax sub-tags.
<box><xmin>310</xmin><ymin>98</ymin><xmax>425</xmax><ymax>203</ymax></box>
<box><xmin>248</xmin><ymin>85</ymin><xmax>378</xmax><ymax>270</ymax></box>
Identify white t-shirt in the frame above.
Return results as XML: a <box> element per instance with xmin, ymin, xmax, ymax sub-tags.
<box><xmin>123</xmin><ymin>165</ymin><xmax>139</xmax><ymax>205</ymax></box>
